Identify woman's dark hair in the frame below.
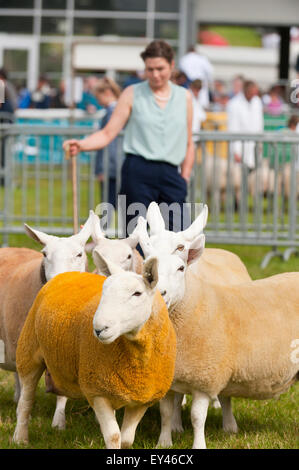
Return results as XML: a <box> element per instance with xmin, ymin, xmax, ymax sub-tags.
<box><xmin>140</xmin><ymin>40</ymin><xmax>174</xmax><ymax>64</ymax></box>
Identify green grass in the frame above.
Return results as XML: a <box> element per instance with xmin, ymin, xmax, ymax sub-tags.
<box><xmin>202</xmin><ymin>26</ymin><xmax>262</xmax><ymax>48</ymax></box>
<box><xmin>0</xmin><ymin>238</ymin><xmax>298</xmax><ymax>449</ymax></box>
<box><xmin>0</xmin><ymin>164</ymin><xmax>298</xmax><ymax>449</ymax></box>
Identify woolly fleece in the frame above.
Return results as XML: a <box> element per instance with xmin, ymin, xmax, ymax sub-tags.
<box><xmin>16</xmin><ymin>271</ymin><xmax>176</xmax><ymax>409</ymax></box>
<box><xmin>0</xmin><ymin>247</ymin><xmax>43</xmax><ymax>371</ymax></box>
<box><xmin>171</xmin><ymin>269</ymin><xmax>299</xmax><ymax>400</ymax></box>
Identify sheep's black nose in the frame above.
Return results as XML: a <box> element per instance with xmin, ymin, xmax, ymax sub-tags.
<box><xmin>161</xmin><ymin>290</ymin><xmax>167</xmax><ymax>297</ymax></box>
<box><xmin>94</xmin><ymin>327</ymin><xmax>108</xmax><ymax>337</ymax></box>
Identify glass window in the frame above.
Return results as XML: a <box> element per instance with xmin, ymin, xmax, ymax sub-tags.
<box><xmin>75</xmin><ymin>0</ymin><xmax>146</xmax><ymax>11</ymax></box>
<box><xmin>155</xmin><ymin>0</ymin><xmax>179</xmax><ymax>13</ymax></box>
<box><xmin>74</xmin><ymin>18</ymin><xmax>146</xmax><ymax>37</ymax></box>
<box><xmin>0</xmin><ymin>16</ymin><xmax>33</xmax><ymax>34</ymax></box>
<box><xmin>40</xmin><ymin>43</ymin><xmax>63</xmax><ymax>74</ymax></box>
<box><xmin>4</xmin><ymin>49</ymin><xmax>28</xmax><ymax>73</ymax></box>
<box><xmin>0</xmin><ymin>0</ymin><xmax>33</xmax><ymax>7</ymax></box>
<box><xmin>42</xmin><ymin>17</ymin><xmax>67</xmax><ymax>35</ymax></box>
<box><xmin>42</xmin><ymin>0</ymin><xmax>66</xmax><ymax>8</ymax></box>
<box><xmin>155</xmin><ymin>20</ymin><xmax>178</xmax><ymax>40</ymax></box>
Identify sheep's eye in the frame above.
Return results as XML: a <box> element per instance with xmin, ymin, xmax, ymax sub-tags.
<box><xmin>127</xmin><ymin>254</ymin><xmax>132</xmax><ymax>259</ymax></box>
<box><xmin>176</xmin><ymin>245</ymin><xmax>185</xmax><ymax>252</ymax></box>
<box><xmin>42</xmin><ymin>252</ymin><xmax>47</xmax><ymax>258</ymax></box>
<box><xmin>178</xmin><ymin>266</ymin><xmax>185</xmax><ymax>272</ymax></box>
<box><xmin>77</xmin><ymin>252</ymin><xmax>83</xmax><ymax>257</ymax></box>
<box><xmin>133</xmin><ymin>291</ymin><xmax>142</xmax><ymax>297</ymax></box>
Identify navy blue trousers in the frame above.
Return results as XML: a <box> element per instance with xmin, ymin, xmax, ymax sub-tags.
<box><xmin>119</xmin><ymin>153</ymin><xmax>190</xmax><ymax>237</ymax></box>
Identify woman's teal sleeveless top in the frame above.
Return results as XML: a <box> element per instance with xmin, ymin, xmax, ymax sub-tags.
<box><xmin>123</xmin><ymin>80</ymin><xmax>187</xmax><ymax>166</ymax></box>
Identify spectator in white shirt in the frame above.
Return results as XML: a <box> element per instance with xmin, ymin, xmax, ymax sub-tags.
<box><xmin>189</xmin><ymin>79</ymin><xmax>207</xmax><ymax>140</ymax></box>
<box><xmin>179</xmin><ymin>46</ymin><xmax>213</xmax><ymax>109</ymax></box>
<box><xmin>229</xmin><ymin>75</ymin><xmax>244</xmax><ymax>99</ymax></box>
<box><xmin>227</xmin><ymin>80</ymin><xmax>264</xmax><ymax>169</ymax></box>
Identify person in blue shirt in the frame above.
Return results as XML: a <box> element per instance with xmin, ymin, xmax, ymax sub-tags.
<box><xmin>94</xmin><ymin>77</ymin><xmax>123</xmax><ymax>228</ymax></box>
<box><xmin>77</xmin><ymin>76</ymin><xmax>103</xmax><ymax>113</ymax></box>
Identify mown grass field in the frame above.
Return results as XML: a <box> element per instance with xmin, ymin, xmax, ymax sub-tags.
<box><xmin>0</xmin><ymin>236</ymin><xmax>298</xmax><ymax>449</ymax></box>
<box><xmin>0</xmin><ymin>163</ymin><xmax>298</xmax><ymax>449</ymax></box>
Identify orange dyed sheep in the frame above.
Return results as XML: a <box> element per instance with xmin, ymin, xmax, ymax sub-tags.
<box><xmin>13</xmin><ymin>256</ymin><xmax>176</xmax><ymax>449</ymax></box>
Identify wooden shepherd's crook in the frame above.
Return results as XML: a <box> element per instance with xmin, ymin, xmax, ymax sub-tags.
<box><xmin>64</xmin><ymin>143</ymin><xmax>79</xmax><ymax>234</ymax></box>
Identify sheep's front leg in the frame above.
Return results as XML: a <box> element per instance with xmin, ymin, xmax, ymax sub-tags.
<box><xmin>13</xmin><ymin>365</ymin><xmax>44</xmax><ymax>444</ymax></box>
<box><xmin>191</xmin><ymin>390</ymin><xmax>210</xmax><ymax>449</ymax></box>
<box><xmin>156</xmin><ymin>390</ymin><xmax>175</xmax><ymax>448</ymax></box>
<box><xmin>93</xmin><ymin>397</ymin><xmax>121</xmax><ymax>449</ymax></box>
<box><xmin>121</xmin><ymin>405</ymin><xmax>148</xmax><ymax>448</ymax></box>
<box><xmin>52</xmin><ymin>396</ymin><xmax>68</xmax><ymax>430</ymax></box>
<box><xmin>219</xmin><ymin>396</ymin><xmax>238</xmax><ymax>433</ymax></box>
<box><xmin>171</xmin><ymin>392</ymin><xmax>184</xmax><ymax>433</ymax></box>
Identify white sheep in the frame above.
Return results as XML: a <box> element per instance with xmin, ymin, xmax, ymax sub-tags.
<box><xmin>248</xmin><ymin>159</ymin><xmax>299</xmax><ymax>201</ymax></box>
<box><xmin>137</xmin><ymin>230</ymin><xmax>299</xmax><ymax>449</ymax></box>
<box><xmin>200</xmin><ymin>155</ymin><xmax>242</xmax><ymax>208</ymax></box>
<box><xmin>145</xmin><ymin>201</ymin><xmax>251</xmax><ymax>287</ymax></box>
<box><xmin>142</xmin><ymin>202</ymin><xmax>252</xmax><ymax>432</ymax></box>
<box><xmin>13</xmin><ymin>256</ymin><xmax>176</xmax><ymax>449</ymax></box>
<box><xmin>0</xmin><ymin>214</ymin><xmax>92</xmax><ymax>429</ymax></box>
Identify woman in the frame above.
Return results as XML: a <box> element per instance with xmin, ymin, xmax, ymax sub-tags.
<box><xmin>63</xmin><ymin>40</ymin><xmax>194</xmax><ymax>235</ymax></box>
<box><xmin>94</xmin><ymin>77</ymin><xmax>122</xmax><ymax>228</ymax></box>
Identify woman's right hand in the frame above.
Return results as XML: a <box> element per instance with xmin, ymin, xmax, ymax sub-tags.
<box><xmin>63</xmin><ymin>139</ymin><xmax>83</xmax><ymax>156</ymax></box>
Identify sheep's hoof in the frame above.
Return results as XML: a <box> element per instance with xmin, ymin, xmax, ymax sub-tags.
<box><xmin>13</xmin><ymin>429</ymin><xmax>28</xmax><ymax>445</ymax></box>
<box><xmin>156</xmin><ymin>438</ymin><xmax>173</xmax><ymax>449</ymax></box>
<box><xmin>223</xmin><ymin>422</ymin><xmax>238</xmax><ymax>434</ymax></box>
<box><xmin>51</xmin><ymin>416</ymin><xmax>66</xmax><ymax>430</ymax></box>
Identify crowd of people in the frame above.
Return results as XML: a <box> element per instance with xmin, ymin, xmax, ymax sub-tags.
<box><xmin>0</xmin><ymin>44</ymin><xmax>298</xmax><ymax>120</ymax></box>
<box><xmin>1</xmin><ymin>41</ymin><xmax>299</xmax><ymax>231</ymax></box>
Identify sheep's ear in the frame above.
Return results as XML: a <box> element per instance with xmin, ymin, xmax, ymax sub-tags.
<box><xmin>182</xmin><ymin>204</ymin><xmax>208</xmax><ymax>241</ymax></box>
<box><xmin>142</xmin><ymin>257</ymin><xmax>158</xmax><ymax>290</ymax></box>
<box><xmin>134</xmin><ymin>216</ymin><xmax>154</xmax><ymax>259</ymax></box>
<box><xmin>24</xmin><ymin>224</ymin><xmax>55</xmax><ymax>246</ymax></box>
<box><xmin>92</xmin><ymin>249</ymin><xmax>123</xmax><ymax>277</ymax></box>
<box><xmin>124</xmin><ymin>224</ymin><xmax>139</xmax><ymax>249</ymax></box>
<box><xmin>90</xmin><ymin>210</ymin><xmax>105</xmax><ymax>243</ymax></box>
<box><xmin>73</xmin><ymin>211</ymin><xmax>92</xmax><ymax>245</ymax></box>
<box><xmin>187</xmin><ymin>234</ymin><xmax>205</xmax><ymax>265</ymax></box>
<box><xmin>146</xmin><ymin>202</ymin><xmax>165</xmax><ymax>236</ymax></box>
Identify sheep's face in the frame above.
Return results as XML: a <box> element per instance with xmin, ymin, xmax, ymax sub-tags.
<box><xmin>93</xmin><ymin>239</ymin><xmax>134</xmax><ymax>274</ymax></box>
<box><xmin>93</xmin><ymin>256</ymin><xmax>158</xmax><ymax>344</ymax></box>
<box><xmin>155</xmin><ymin>235</ymin><xmax>205</xmax><ymax>310</ymax></box>
<box><xmin>24</xmin><ymin>212</ymin><xmax>92</xmax><ymax>281</ymax></box>
<box><xmin>135</xmin><ymin>214</ymin><xmax>205</xmax><ymax>309</ymax></box>
<box><xmin>90</xmin><ymin>210</ymin><xmax>139</xmax><ymax>273</ymax></box>
<box><xmin>150</xmin><ymin>231</ymin><xmax>189</xmax><ymax>260</ymax></box>
<box><xmin>146</xmin><ymin>201</ymin><xmax>208</xmax><ymax>261</ymax></box>
<box><xmin>156</xmin><ymin>254</ymin><xmax>187</xmax><ymax>309</ymax></box>
<box><xmin>41</xmin><ymin>238</ymin><xmax>88</xmax><ymax>280</ymax></box>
